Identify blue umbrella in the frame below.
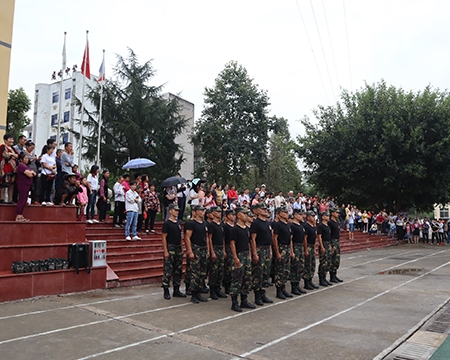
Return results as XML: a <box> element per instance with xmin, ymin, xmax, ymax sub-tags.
<box><xmin>122</xmin><ymin>158</ymin><xmax>156</xmax><ymax>169</ymax></box>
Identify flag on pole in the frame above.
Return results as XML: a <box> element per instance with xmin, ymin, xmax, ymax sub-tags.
<box><xmin>81</xmin><ymin>37</ymin><xmax>90</xmax><ymax>79</ymax></box>
<box><xmin>98</xmin><ymin>52</ymin><xmax>105</xmax><ymax>82</ymax></box>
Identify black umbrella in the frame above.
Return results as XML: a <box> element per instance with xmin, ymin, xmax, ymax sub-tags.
<box><xmin>160</xmin><ymin>176</ymin><xmax>187</xmax><ymax>187</ymax></box>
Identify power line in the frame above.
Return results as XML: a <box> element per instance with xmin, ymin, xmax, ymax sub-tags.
<box><xmin>343</xmin><ymin>0</ymin><xmax>353</xmax><ymax>91</ymax></box>
<box><xmin>295</xmin><ymin>0</ymin><xmax>330</xmax><ymax>103</ymax></box>
<box><xmin>309</xmin><ymin>0</ymin><xmax>335</xmax><ymax>101</ymax></box>
<box><xmin>321</xmin><ymin>0</ymin><xmax>340</xmax><ymax>89</ymax></box>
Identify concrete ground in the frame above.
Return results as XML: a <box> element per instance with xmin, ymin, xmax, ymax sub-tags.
<box><xmin>1</xmin><ymin>244</ymin><xmax>450</xmax><ymax>360</ymax></box>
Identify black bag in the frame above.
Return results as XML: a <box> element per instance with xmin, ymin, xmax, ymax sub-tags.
<box><xmin>68</xmin><ymin>243</ymin><xmax>91</xmax><ymax>274</ymax></box>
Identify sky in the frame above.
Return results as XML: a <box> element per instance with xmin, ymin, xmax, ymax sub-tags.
<box><xmin>8</xmin><ymin>0</ymin><xmax>450</xmax><ymax>140</ymax></box>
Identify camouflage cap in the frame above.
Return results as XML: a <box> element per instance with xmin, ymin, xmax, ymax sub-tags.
<box><xmin>306</xmin><ymin>210</ymin><xmax>316</xmax><ymax>217</ymax></box>
<box><xmin>193</xmin><ymin>205</ymin><xmax>205</xmax><ymax>211</ymax></box>
<box><xmin>168</xmin><ymin>203</ymin><xmax>180</xmax><ymax>211</ymax></box>
<box><xmin>210</xmin><ymin>206</ymin><xmax>222</xmax><ymax>212</ymax></box>
<box><xmin>235</xmin><ymin>207</ymin><xmax>249</xmax><ymax>214</ymax></box>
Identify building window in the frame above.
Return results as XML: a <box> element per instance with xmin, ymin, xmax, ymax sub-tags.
<box><xmin>52</xmin><ymin>92</ymin><xmax>59</xmax><ymax>103</ymax></box>
<box><xmin>439</xmin><ymin>207</ymin><xmax>449</xmax><ymax>219</ymax></box>
<box><xmin>35</xmin><ymin>90</ymin><xmax>39</xmax><ymax>102</ymax></box>
<box><xmin>63</xmin><ymin>111</ymin><xmax>70</xmax><ymax>123</ymax></box>
<box><xmin>65</xmin><ymin>88</ymin><xmax>71</xmax><ymax>100</ymax></box>
<box><xmin>62</xmin><ymin>133</ymin><xmax>69</xmax><ymax>144</ymax></box>
<box><xmin>51</xmin><ymin>114</ymin><xmax>58</xmax><ymax>126</ymax></box>
<box><xmin>50</xmin><ymin>135</ymin><xmax>56</xmax><ymax>141</ymax></box>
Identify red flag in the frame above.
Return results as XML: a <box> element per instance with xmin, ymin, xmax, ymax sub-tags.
<box><xmin>81</xmin><ymin>38</ymin><xmax>90</xmax><ymax>79</ymax></box>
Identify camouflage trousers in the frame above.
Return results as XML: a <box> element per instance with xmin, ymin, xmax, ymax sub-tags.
<box><xmin>162</xmin><ymin>244</ymin><xmax>183</xmax><ymax>288</ymax></box>
<box><xmin>185</xmin><ymin>244</ymin><xmax>207</xmax><ymax>292</ymax></box>
<box><xmin>252</xmin><ymin>246</ymin><xmax>272</xmax><ymax>291</ymax></box>
<box><xmin>230</xmin><ymin>251</ymin><xmax>252</xmax><ymax>296</ymax></box>
<box><xmin>274</xmin><ymin>244</ymin><xmax>291</xmax><ymax>288</ymax></box>
<box><xmin>318</xmin><ymin>241</ymin><xmax>331</xmax><ymax>277</ymax></box>
<box><xmin>223</xmin><ymin>245</ymin><xmax>233</xmax><ymax>286</ymax></box>
<box><xmin>290</xmin><ymin>243</ymin><xmax>305</xmax><ymax>283</ymax></box>
<box><xmin>303</xmin><ymin>244</ymin><xmax>316</xmax><ymax>280</ymax></box>
<box><xmin>208</xmin><ymin>246</ymin><xmax>224</xmax><ymax>287</ymax></box>
<box><xmin>329</xmin><ymin>239</ymin><xmax>341</xmax><ymax>273</ymax></box>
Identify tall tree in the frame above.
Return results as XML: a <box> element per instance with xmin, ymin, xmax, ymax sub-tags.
<box><xmin>6</xmin><ymin>88</ymin><xmax>31</xmax><ymax>140</ymax></box>
<box><xmin>79</xmin><ymin>49</ymin><xmax>187</xmax><ymax>184</ymax></box>
<box><xmin>297</xmin><ymin>80</ymin><xmax>450</xmax><ymax>212</ymax></box>
<box><xmin>191</xmin><ymin>61</ymin><xmax>271</xmax><ymax>185</ymax></box>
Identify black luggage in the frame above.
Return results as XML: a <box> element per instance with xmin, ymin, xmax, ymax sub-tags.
<box><xmin>68</xmin><ymin>243</ymin><xmax>91</xmax><ymax>274</ymax></box>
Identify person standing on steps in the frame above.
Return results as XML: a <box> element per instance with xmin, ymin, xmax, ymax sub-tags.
<box><xmin>329</xmin><ymin>208</ymin><xmax>343</xmax><ymax>283</ymax></box>
<box><xmin>303</xmin><ymin>210</ymin><xmax>319</xmax><ymax>290</ymax></box>
<box><xmin>230</xmin><ymin>207</ymin><xmax>255</xmax><ymax>312</ymax></box>
<box><xmin>124</xmin><ymin>181</ymin><xmax>141</xmax><ymax>241</ymax></box>
<box><xmin>317</xmin><ymin>212</ymin><xmax>333</xmax><ymax>287</ymax></box>
<box><xmin>161</xmin><ymin>204</ymin><xmax>186</xmax><ymax>300</ymax></box>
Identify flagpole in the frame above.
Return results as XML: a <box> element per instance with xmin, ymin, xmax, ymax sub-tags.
<box><xmin>79</xmin><ymin>30</ymin><xmax>88</xmax><ymax>169</ymax></box>
<box><xmin>57</xmin><ymin>32</ymin><xmax>67</xmax><ymax>148</ymax></box>
<box><xmin>96</xmin><ymin>49</ymin><xmax>105</xmax><ymax>165</ymax></box>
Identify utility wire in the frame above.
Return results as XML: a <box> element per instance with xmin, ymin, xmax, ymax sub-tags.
<box><xmin>321</xmin><ymin>0</ymin><xmax>340</xmax><ymax>89</ymax></box>
<box><xmin>309</xmin><ymin>0</ymin><xmax>335</xmax><ymax>101</ymax></box>
<box><xmin>342</xmin><ymin>0</ymin><xmax>353</xmax><ymax>91</ymax></box>
<box><xmin>295</xmin><ymin>0</ymin><xmax>330</xmax><ymax>103</ymax></box>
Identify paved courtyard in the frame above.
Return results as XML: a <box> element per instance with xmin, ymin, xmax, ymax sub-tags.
<box><xmin>1</xmin><ymin>244</ymin><xmax>449</xmax><ymax>360</ymax></box>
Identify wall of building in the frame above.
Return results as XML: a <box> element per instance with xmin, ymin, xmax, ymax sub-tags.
<box><xmin>0</xmin><ymin>0</ymin><xmax>15</xmax><ymax>139</ymax></box>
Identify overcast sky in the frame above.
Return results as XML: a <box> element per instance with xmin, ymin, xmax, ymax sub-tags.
<box><xmin>8</xmin><ymin>0</ymin><xmax>450</xmax><ymax>139</ymax></box>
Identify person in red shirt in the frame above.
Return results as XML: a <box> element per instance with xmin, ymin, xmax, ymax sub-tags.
<box><xmin>227</xmin><ymin>185</ymin><xmax>238</xmax><ymax>207</ymax></box>
<box><xmin>375</xmin><ymin>212</ymin><xmax>385</xmax><ymax>235</ymax></box>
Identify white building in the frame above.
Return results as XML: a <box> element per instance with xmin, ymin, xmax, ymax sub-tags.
<box><xmin>28</xmin><ymin>73</ymin><xmax>194</xmax><ymax>178</ymax></box>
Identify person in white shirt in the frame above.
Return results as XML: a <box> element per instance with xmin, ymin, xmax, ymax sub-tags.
<box><xmin>86</xmin><ymin>165</ymin><xmax>99</xmax><ymax>223</ymax></box>
<box><xmin>113</xmin><ymin>176</ymin><xmax>125</xmax><ymax>227</ymax></box>
<box><xmin>40</xmin><ymin>145</ymin><xmax>57</xmax><ymax>205</ymax></box>
<box><xmin>274</xmin><ymin>191</ymin><xmax>285</xmax><ymax>208</ymax></box>
<box><xmin>125</xmin><ymin>181</ymin><xmax>141</xmax><ymax>241</ymax></box>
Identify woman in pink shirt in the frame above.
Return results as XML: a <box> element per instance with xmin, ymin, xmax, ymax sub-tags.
<box><xmin>77</xmin><ymin>177</ymin><xmax>89</xmax><ymax>222</ymax></box>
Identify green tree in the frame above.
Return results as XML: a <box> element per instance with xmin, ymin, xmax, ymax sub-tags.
<box><xmin>78</xmin><ymin>49</ymin><xmax>187</xmax><ymax>185</ymax></box>
<box><xmin>297</xmin><ymin>80</ymin><xmax>450</xmax><ymax>212</ymax></box>
<box><xmin>191</xmin><ymin>61</ymin><xmax>271</xmax><ymax>185</ymax></box>
<box><xmin>6</xmin><ymin>88</ymin><xmax>31</xmax><ymax>140</ymax></box>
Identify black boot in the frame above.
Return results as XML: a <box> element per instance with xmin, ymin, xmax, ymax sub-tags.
<box><xmin>304</xmin><ymin>279</ymin><xmax>314</xmax><ymax>290</ymax></box>
<box><xmin>261</xmin><ymin>289</ymin><xmax>273</xmax><ymax>303</ymax></box>
<box><xmin>319</xmin><ymin>276</ymin><xmax>328</xmax><ymax>287</ymax></box>
<box><xmin>210</xmin><ymin>286</ymin><xmax>218</xmax><ymax>300</ymax></box>
<box><xmin>335</xmin><ymin>274</ymin><xmax>343</xmax><ymax>282</ymax></box>
<box><xmin>276</xmin><ymin>286</ymin><xmax>286</xmax><ymax>299</ymax></box>
<box><xmin>163</xmin><ymin>287</ymin><xmax>170</xmax><ymax>300</ymax></box>
<box><xmin>197</xmin><ymin>292</ymin><xmax>208</xmax><ymax>302</ymax></box>
<box><xmin>291</xmin><ymin>283</ymin><xmax>302</xmax><ymax>295</ymax></box>
<box><xmin>282</xmin><ymin>285</ymin><xmax>293</xmax><ymax>298</ymax></box>
<box><xmin>216</xmin><ymin>286</ymin><xmax>228</xmax><ymax>298</ymax></box>
<box><xmin>240</xmin><ymin>294</ymin><xmax>256</xmax><ymax>309</ymax></box>
<box><xmin>310</xmin><ymin>279</ymin><xmax>319</xmax><ymax>289</ymax></box>
<box><xmin>191</xmin><ymin>291</ymin><xmax>199</xmax><ymax>304</ymax></box>
<box><xmin>173</xmin><ymin>286</ymin><xmax>186</xmax><ymax>298</ymax></box>
<box><xmin>324</xmin><ymin>278</ymin><xmax>333</xmax><ymax>286</ymax></box>
<box><xmin>185</xmin><ymin>283</ymin><xmax>192</xmax><ymax>295</ymax></box>
<box><xmin>231</xmin><ymin>295</ymin><xmax>242</xmax><ymax>312</ymax></box>
<box><xmin>200</xmin><ymin>286</ymin><xmax>209</xmax><ymax>294</ymax></box>
<box><xmin>224</xmin><ymin>282</ymin><xmax>230</xmax><ymax>294</ymax></box>
<box><xmin>329</xmin><ymin>272</ymin><xmax>339</xmax><ymax>283</ymax></box>
<box><xmin>254</xmin><ymin>290</ymin><xmax>264</xmax><ymax>306</ymax></box>
<box><xmin>297</xmin><ymin>283</ymin><xmax>307</xmax><ymax>294</ymax></box>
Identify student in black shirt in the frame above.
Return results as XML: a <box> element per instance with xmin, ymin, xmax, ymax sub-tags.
<box><xmin>317</xmin><ymin>212</ymin><xmax>333</xmax><ymax>287</ymax></box>
<box><xmin>290</xmin><ymin>209</ymin><xmax>307</xmax><ymax>295</ymax></box>
<box><xmin>303</xmin><ymin>210</ymin><xmax>319</xmax><ymax>290</ymax></box>
<box><xmin>207</xmin><ymin>206</ymin><xmax>227</xmax><ymax>300</ymax></box>
<box><xmin>184</xmin><ymin>205</ymin><xmax>209</xmax><ymax>304</ymax></box>
<box><xmin>222</xmin><ymin>209</ymin><xmax>236</xmax><ymax>294</ymax></box>
<box><xmin>230</xmin><ymin>207</ymin><xmax>255</xmax><ymax>312</ymax></box>
<box><xmin>272</xmin><ymin>207</ymin><xmax>293</xmax><ymax>299</ymax></box>
<box><xmin>161</xmin><ymin>204</ymin><xmax>186</xmax><ymax>300</ymax></box>
<box><xmin>329</xmin><ymin>208</ymin><xmax>344</xmax><ymax>283</ymax></box>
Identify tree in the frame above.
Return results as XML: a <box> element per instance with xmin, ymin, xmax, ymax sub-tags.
<box><xmin>297</xmin><ymin>80</ymin><xmax>450</xmax><ymax>212</ymax></box>
<box><xmin>7</xmin><ymin>88</ymin><xmax>31</xmax><ymax>140</ymax></box>
<box><xmin>79</xmin><ymin>49</ymin><xmax>188</xmax><ymax>185</ymax></box>
<box><xmin>191</xmin><ymin>61</ymin><xmax>271</xmax><ymax>185</ymax></box>
<box><xmin>266</xmin><ymin>116</ymin><xmax>303</xmax><ymax>193</ymax></box>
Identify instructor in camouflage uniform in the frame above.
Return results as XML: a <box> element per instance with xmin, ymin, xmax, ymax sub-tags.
<box><xmin>317</xmin><ymin>211</ymin><xmax>333</xmax><ymax>287</ymax></box>
<box><xmin>329</xmin><ymin>207</ymin><xmax>343</xmax><ymax>283</ymax></box>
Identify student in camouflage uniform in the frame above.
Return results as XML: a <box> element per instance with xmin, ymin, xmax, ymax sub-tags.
<box><xmin>161</xmin><ymin>204</ymin><xmax>186</xmax><ymax>299</ymax></box>
<box><xmin>184</xmin><ymin>205</ymin><xmax>209</xmax><ymax>304</ymax></box>
<box><xmin>272</xmin><ymin>207</ymin><xmax>293</xmax><ymax>299</ymax></box>
<box><xmin>303</xmin><ymin>210</ymin><xmax>319</xmax><ymax>290</ymax></box>
<box><xmin>329</xmin><ymin>208</ymin><xmax>343</xmax><ymax>283</ymax></box>
<box><xmin>317</xmin><ymin>211</ymin><xmax>333</xmax><ymax>287</ymax></box>
<box><xmin>230</xmin><ymin>207</ymin><xmax>255</xmax><ymax>312</ymax></box>
<box><xmin>289</xmin><ymin>209</ymin><xmax>307</xmax><ymax>295</ymax></box>
<box><xmin>222</xmin><ymin>209</ymin><xmax>236</xmax><ymax>294</ymax></box>
<box><xmin>208</xmin><ymin>206</ymin><xmax>227</xmax><ymax>300</ymax></box>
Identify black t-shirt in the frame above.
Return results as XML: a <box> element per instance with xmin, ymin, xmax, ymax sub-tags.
<box><xmin>223</xmin><ymin>222</ymin><xmax>234</xmax><ymax>246</ymax></box>
<box><xmin>291</xmin><ymin>222</ymin><xmax>305</xmax><ymax>244</ymax></box>
<box><xmin>304</xmin><ymin>222</ymin><xmax>317</xmax><ymax>245</ymax></box>
<box><xmin>184</xmin><ymin>219</ymin><xmax>208</xmax><ymax>246</ymax></box>
<box><xmin>317</xmin><ymin>222</ymin><xmax>331</xmax><ymax>242</ymax></box>
<box><xmin>273</xmin><ymin>221</ymin><xmax>291</xmax><ymax>246</ymax></box>
<box><xmin>162</xmin><ymin>219</ymin><xmax>182</xmax><ymax>245</ymax></box>
<box><xmin>329</xmin><ymin>219</ymin><xmax>340</xmax><ymax>240</ymax></box>
<box><xmin>231</xmin><ymin>224</ymin><xmax>250</xmax><ymax>253</ymax></box>
<box><xmin>209</xmin><ymin>221</ymin><xmax>224</xmax><ymax>246</ymax></box>
<box><xmin>250</xmin><ymin>218</ymin><xmax>272</xmax><ymax>246</ymax></box>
